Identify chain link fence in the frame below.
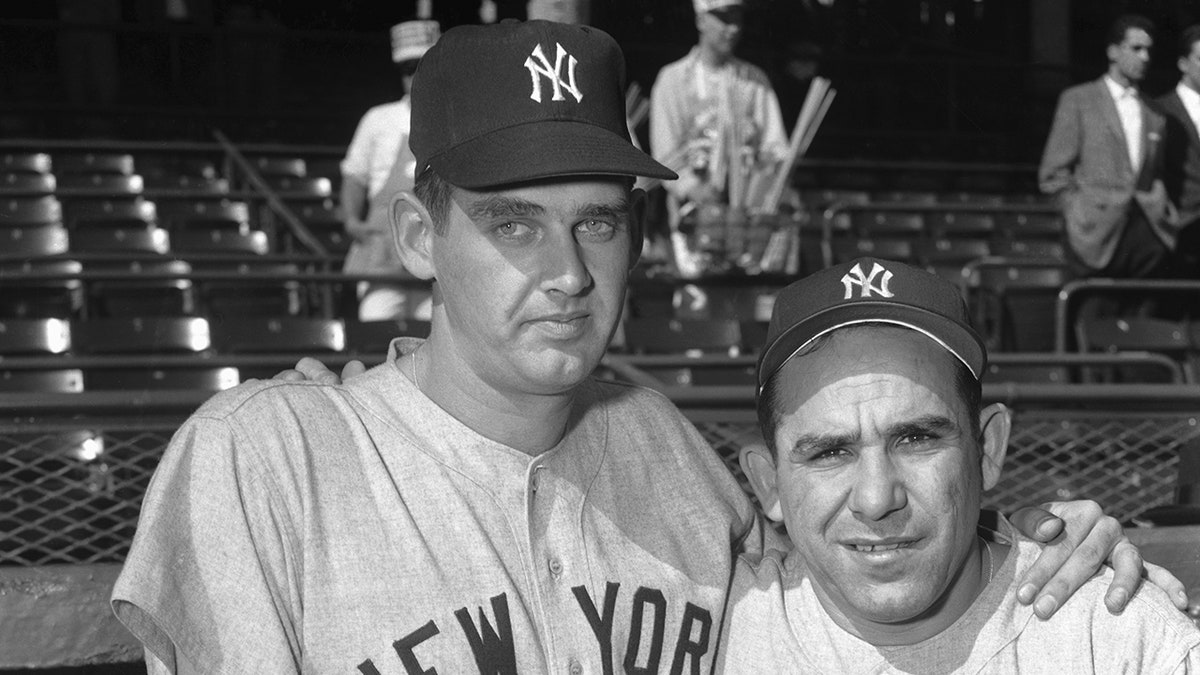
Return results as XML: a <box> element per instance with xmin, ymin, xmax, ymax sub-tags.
<box><xmin>1</xmin><ymin>405</ymin><xmax>1196</xmax><ymax>566</ymax></box>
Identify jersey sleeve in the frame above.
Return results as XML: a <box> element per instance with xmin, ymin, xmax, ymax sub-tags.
<box><xmin>111</xmin><ymin>413</ymin><xmax>304</xmax><ymax>672</ymax></box>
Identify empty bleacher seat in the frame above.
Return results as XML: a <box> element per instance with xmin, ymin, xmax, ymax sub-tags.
<box><xmin>172</xmin><ymin>229</ymin><xmax>269</xmax><ymax>255</ymax></box>
<box><xmin>850</xmin><ymin>210</ymin><xmax>925</xmax><ymax>237</ymax></box>
<box><xmin>195</xmin><ymin>262</ymin><xmax>304</xmax><ymax>318</ymax></box>
<box><xmin>134</xmin><ymin>155</ymin><xmax>218</xmax><ymax>182</ymax></box>
<box><xmin>929</xmin><ymin>211</ymin><xmax>995</xmax><ymax>239</ymax></box>
<box><xmin>143</xmin><ymin>174</ymin><xmax>230</xmax><ymax>195</ymax></box>
<box><xmin>872</xmin><ymin>190</ymin><xmax>939</xmax><ymax>205</ymax></box>
<box><xmin>266</xmin><ymin>176</ymin><xmax>332</xmax><ymax>199</ymax></box>
<box><xmin>622</xmin><ymin>317</ymin><xmax>742</xmax><ymax>355</ymax></box>
<box><xmin>55</xmin><ymin>173</ymin><xmax>144</xmax><ymax>196</ymax></box>
<box><xmin>87</xmin><ymin>258</ymin><xmax>196</xmax><ymax>317</ymax></box>
<box><xmin>995</xmin><ymin>212</ymin><xmax>1062</xmax><ymax>240</ymax></box>
<box><xmin>1</xmin><ymin>196</ymin><xmax>62</xmax><ymax>226</ymax></box>
<box><xmin>0</xmin><ymin>173</ymin><xmax>56</xmax><ymax>196</ymax></box>
<box><xmin>0</xmin><ymin>259</ymin><xmax>83</xmax><ymax>318</ymax></box>
<box><xmin>55</xmin><ymin>153</ymin><xmax>134</xmax><ymax>176</ymax></box>
<box><xmin>249</xmin><ymin>156</ymin><xmax>306</xmax><ymax>178</ymax></box>
<box><xmin>1076</xmin><ymin>317</ymin><xmax>1192</xmax><ymax>383</ymax></box>
<box><xmin>831</xmin><ymin>237</ymin><xmax>914</xmax><ymax>264</ymax></box>
<box><xmin>1</xmin><ymin>152</ymin><xmax>52</xmax><ymax>174</ymax></box>
<box><xmin>0</xmin><ymin>369</ymin><xmax>84</xmax><ymax>393</ymax></box>
<box><xmin>211</xmin><ymin>316</ymin><xmax>345</xmax><ymax>354</ymax></box>
<box><xmin>68</xmin><ymin>225</ymin><xmax>170</xmax><ymax>255</ymax></box>
<box><xmin>63</xmin><ymin>198</ymin><xmax>156</xmax><ymax>228</ymax></box>
<box><xmin>71</xmin><ymin>316</ymin><xmax>211</xmax><ymax>354</ymax></box>
<box><xmin>294</xmin><ymin>202</ymin><xmax>349</xmax><ymax>256</ymax></box>
<box><xmin>83</xmin><ymin>366</ymin><xmax>239</xmax><ymax>391</ymax></box>
<box><xmin>968</xmin><ymin>261</ymin><xmax>1071</xmax><ymax>352</ymax></box>
<box><xmin>157</xmin><ymin>199</ymin><xmax>250</xmax><ymax>231</ymax></box>
<box><xmin>3</xmin><ymin>226</ymin><xmax>70</xmax><ymax>257</ymax></box>
<box><xmin>990</xmin><ymin>239</ymin><xmax>1064</xmax><ymax>259</ymax></box>
<box><xmin>916</xmin><ymin>238</ymin><xmax>991</xmax><ymax>266</ymax></box>
<box><xmin>0</xmin><ymin>318</ymin><xmax>71</xmax><ymax>355</ymax></box>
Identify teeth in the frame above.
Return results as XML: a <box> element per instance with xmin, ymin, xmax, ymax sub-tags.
<box><xmin>854</xmin><ymin>543</ymin><xmax>904</xmax><ymax>552</ymax></box>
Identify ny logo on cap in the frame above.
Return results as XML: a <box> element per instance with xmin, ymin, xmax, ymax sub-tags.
<box><xmin>841</xmin><ymin>262</ymin><xmax>895</xmax><ymax>299</ymax></box>
<box><xmin>524</xmin><ymin>42</ymin><xmax>583</xmax><ymax>104</ymax></box>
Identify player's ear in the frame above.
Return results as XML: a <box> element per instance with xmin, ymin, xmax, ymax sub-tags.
<box><xmin>391</xmin><ymin>191</ymin><xmax>436</xmax><ymax>280</ymax></box>
<box><xmin>978</xmin><ymin>403</ymin><xmax>1011</xmax><ymax>491</ymax></box>
<box><xmin>739</xmin><ymin>442</ymin><xmax>783</xmax><ymax>522</ymax></box>
<box><xmin>628</xmin><ymin>187</ymin><xmax>647</xmax><ymax>267</ymax></box>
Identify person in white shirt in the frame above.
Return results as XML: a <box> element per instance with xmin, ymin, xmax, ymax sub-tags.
<box><xmin>1157</xmin><ymin>24</ymin><xmax>1200</xmax><ymax>278</ymax></box>
<box><xmin>720</xmin><ymin>257</ymin><xmax>1200</xmax><ymax>674</ymax></box>
<box><xmin>340</xmin><ymin>20</ymin><xmax>439</xmax><ymax>321</ymax></box>
<box><xmin>1039</xmin><ymin>14</ymin><xmax>1177</xmax><ymax>280</ymax></box>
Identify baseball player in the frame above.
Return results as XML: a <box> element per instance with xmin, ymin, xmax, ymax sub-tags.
<box><xmin>115</xmin><ymin>19</ymin><xmax>1184</xmax><ymax>674</ymax></box>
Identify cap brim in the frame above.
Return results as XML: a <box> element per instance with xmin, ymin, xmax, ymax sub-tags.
<box><xmin>424</xmin><ymin>120</ymin><xmax>677</xmax><ymax>189</ymax></box>
<box><xmin>756</xmin><ymin>302</ymin><xmax>986</xmax><ymax>391</ymax></box>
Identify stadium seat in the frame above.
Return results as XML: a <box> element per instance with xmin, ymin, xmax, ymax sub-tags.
<box><xmin>3</xmin><ymin>225</ymin><xmax>70</xmax><ymax>257</ymax></box>
<box><xmin>0</xmin><ymin>369</ymin><xmax>84</xmax><ymax>393</ymax></box>
<box><xmin>831</xmin><ymin>237</ymin><xmax>914</xmax><ymax>264</ymax></box>
<box><xmin>83</xmin><ymin>366</ymin><xmax>239</xmax><ymax>391</ymax></box>
<box><xmin>68</xmin><ymin>225</ymin><xmax>170</xmax><ymax>255</ymax></box>
<box><xmin>195</xmin><ymin>262</ymin><xmax>304</xmax><ymax>318</ymax></box>
<box><xmin>0</xmin><ymin>318</ymin><xmax>71</xmax><ymax>355</ymax></box>
<box><xmin>87</xmin><ymin>258</ymin><xmax>195</xmax><ymax>317</ymax></box>
<box><xmin>1076</xmin><ymin>316</ymin><xmax>1192</xmax><ymax>383</ymax></box>
<box><xmin>157</xmin><ymin>199</ymin><xmax>250</xmax><ymax>231</ymax></box>
<box><xmin>293</xmin><ymin>202</ymin><xmax>349</xmax><ymax>256</ymax></box>
<box><xmin>622</xmin><ymin>317</ymin><xmax>742</xmax><ymax>355</ymax></box>
<box><xmin>986</xmin><ymin>362</ymin><xmax>1070</xmax><ymax>384</ymax></box>
<box><xmin>915</xmin><ymin>238</ymin><xmax>991</xmax><ymax>266</ymax></box>
<box><xmin>938</xmin><ymin>192</ymin><xmax>1006</xmax><ymax>207</ymax></box>
<box><xmin>1</xmin><ymin>196</ymin><xmax>62</xmax><ymax>226</ymax></box>
<box><xmin>134</xmin><ymin>155</ymin><xmax>218</xmax><ymax>181</ymax></box>
<box><xmin>62</xmin><ymin>198</ymin><xmax>155</xmax><ymax>229</ymax></box>
<box><xmin>249</xmin><ymin>156</ymin><xmax>306</xmax><ymax>178</ymax></box>
<box><xmin>871</xmin><ymin>190</ymin><xmax>938</xmax><ymax>205</ymax></box>
<box><xmin>211</xmin><ymin>316</ymin><xmax>345</xmax><ymax>354</ymax></box>
<box><xmin>968</xmin><ymin>261</ymin><xmax>1070</xmax><ymax>352</ymax></box>
<box><xmin>0</xmin><ymin>172</ymin><xmax>56</xmax><ymax>196</ymax></box>
<box><xmin>850</xmin><ymin>210</ymin><xmax>925</xmax><ymax>237</ymax></box>
<box><xmin>739</xmin><ymin>319</ymin><xmax>769</xmax><ymax>353</ymax></box>
<box><xmin>55</xmin><ymin>173</ymin><xmax>144</xmax><ymax>197</ymax></box>
<box><xmin>952</xmin><ymin>173</ymin><xmax>1010</xmax><ymax>194</ymax></box>
<box><xmin>143</xmin><ymin>174</ymin><xmax>230</xmax><ymax>195</ymax></box>
<box><xmin>172</xmin><ymin>229</ymin><xmax>269</xmax><ymax>255</ymax></box>
<box><xmin>266</xmin><ymin>176</ymin><xmax>332</xmax><ymax>199</ymax></box>
<box><xmin>890</xmin><ymin>172</ymin><xmax>948</xmax><ymax>193</ymax></box>
<box><xmin>995</xmin><ymin>211</ymin><xmax>1062</xmax><ymax>240</ymax></box>
<box><xmin>990</xmin><ymin>239</ymin><xmax>1064</xmax><ymax>259</ymax></box>
<box><xmin>1</xmin><ymin>152</ymin><xmax>52</xmax><ymax>174</ymax></box>
<box><xmin>929</xmin><ymin>211</ymin><xmax>995</xmax><ymax>239</ymax></box>
<box><xmin>54</xmin><ymin>153</ymin><xmax>134</xmax><ymax>176</ymax></box>
<box><xmin>344</xmin><ymin>319</ymin><xmax>431</xmax><ymax>354</ymax></box>
<box><xmin>71</xmin><ymin>316</ymin><xmax>211</xmax><ymax>354</ymax></box>
<box><xmin>0</xmin><ymin>259</ymin><xmax>83</xmax><ymax>318</ymax></box>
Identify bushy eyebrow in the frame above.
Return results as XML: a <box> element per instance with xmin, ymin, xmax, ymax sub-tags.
<box><xmin>466</xmin><ymin>196</ymin><xmax>544</xmax><ymax>221</ymax></box>
<box><xmin>787</xmin><ymin>414</ymin><xmax>958</xmax><ymax>458</ymax></box>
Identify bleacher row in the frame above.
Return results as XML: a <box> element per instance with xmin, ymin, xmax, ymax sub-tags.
<box><xmin>5</xmin><ymin>147</ymin><xmax>1199</xmax><ymax>393</ymax></box>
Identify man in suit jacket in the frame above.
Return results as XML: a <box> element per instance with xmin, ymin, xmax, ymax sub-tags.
<box><xmin>1039</xmin><ymin>14</ymin><xmax>1178</xmax><ymax>279</ymax></box>
<box><xmin>1156</xmin><ymin>24</ymin><xmax>1200</xmax><ymax>278</ymax></box>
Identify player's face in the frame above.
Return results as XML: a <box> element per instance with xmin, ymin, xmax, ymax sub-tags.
<box><xmin>429</xmin><ymin>177</ymin><xmax>635</xmax><ymax>397</ymax></box>
<box><xmin>1110</xmin><ymin>28</ymin><xmax>1152</xmax><ymax>84</ymax></box>
<box><xmin>1180</xmin><ymin>41</ymin><xmax>1200</xmax><ymax>92</ymax></box>
<box><xmin>697</xmin><ymin>10</ymin><xmax>742</xmax><ymax>58</ymax></box>
<box><xmin>766</xmin><ymin>327</ymin><xmax>989</xmax><ymax>635</ymax></box>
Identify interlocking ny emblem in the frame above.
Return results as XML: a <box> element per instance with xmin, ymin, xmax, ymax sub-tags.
<box><xmin>524</xmin><ymin>42</ymin><xmax>583</xmax><ymax>103</ymax></box>
<box><xmin>840</xmin><ymin>262</ymin><xmax>895</xmax><ymax>299</ymax></box>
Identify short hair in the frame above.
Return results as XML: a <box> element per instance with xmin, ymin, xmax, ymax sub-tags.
<box><xmin>756</xmin><ymin>326</ymin><xmax>983</xmax><ymax>459</ymax></box>
<box><xmin>412</xmin><ymin>168</ymin><xmax>454</xmax><ymax>236</ymax></box>
<box><xmin>1180</xmin><ymin>25</ymin><xmax>1200</xmax><ymax>58</ymax></box>
<box><xmin>1107</xmin><ymin>14</ymin><xmax>1155</xmax><ymax>47</ymax></box>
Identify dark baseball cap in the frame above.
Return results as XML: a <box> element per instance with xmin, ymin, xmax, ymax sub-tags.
<box><xmin>408</xmin><ymin>20</ymin><xmax>677</xmax><ymax>189</ymax></box>
<box><xmin>756</xmin><ymin>257</ymin><xmax>986</xmax><ymax>393</ymax></box>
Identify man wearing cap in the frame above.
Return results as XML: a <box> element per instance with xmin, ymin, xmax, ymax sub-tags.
<box><xmin>114</xmin><ymin>20</ymin><xmax>1181</xmax><ymax>675</ymax></box>
<box><xmin>649</xmin><ymin>0</ymin><xmax>789</xmax><ymax>270</ymax></box>
<box><xmin>721</xmin><ymin>258</ymin><xmax>1200</xmax><ymax>672</ymax></box>
<box><xmin>340</xmin><ymin>19</ymin><xmax>439</xmax><ymax>321</ymax></box>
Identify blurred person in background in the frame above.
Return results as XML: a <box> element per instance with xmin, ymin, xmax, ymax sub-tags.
<box><xmin>340</xmin><ymin>19</ymin><xmax>439</xmax><ymax>322</ymax></box>
<box><xmin>1157</xmin><ymin>24</ymin><xmax>1200</xmax><ymax>279</ymax></box>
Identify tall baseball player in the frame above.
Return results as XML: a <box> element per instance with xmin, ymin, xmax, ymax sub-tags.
<box><xmin>116</xmin><ymin>20</ymin><xmax>1185</xmax><ymax>674</ymax></box>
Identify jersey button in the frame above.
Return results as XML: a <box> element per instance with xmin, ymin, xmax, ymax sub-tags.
<box><xmin>568</xmin><ymin>658</ymin><xmax>583</xmax><ymax>675</ymax></box>
<box><xmin>548</xmin><ymin>557</ymin><xmax>563</xmax><ymax>578</ymax></box>
<box><xmin>531</xmin><ymin>465</ymin><xmax>544</xmax><ymax>494</ymax></box>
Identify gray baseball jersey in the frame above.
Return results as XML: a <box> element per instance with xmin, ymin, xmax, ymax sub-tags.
<box><xmin>113</xmin><ymin>338</ymin><xmax>776</xmax><ymax>673</ymax></box>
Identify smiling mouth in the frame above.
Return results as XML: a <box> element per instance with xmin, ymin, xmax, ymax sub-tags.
<box><xmin>850</xmin><ymin>542</ymin><xmax>910</xmax><ymax>553</ymax></box>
